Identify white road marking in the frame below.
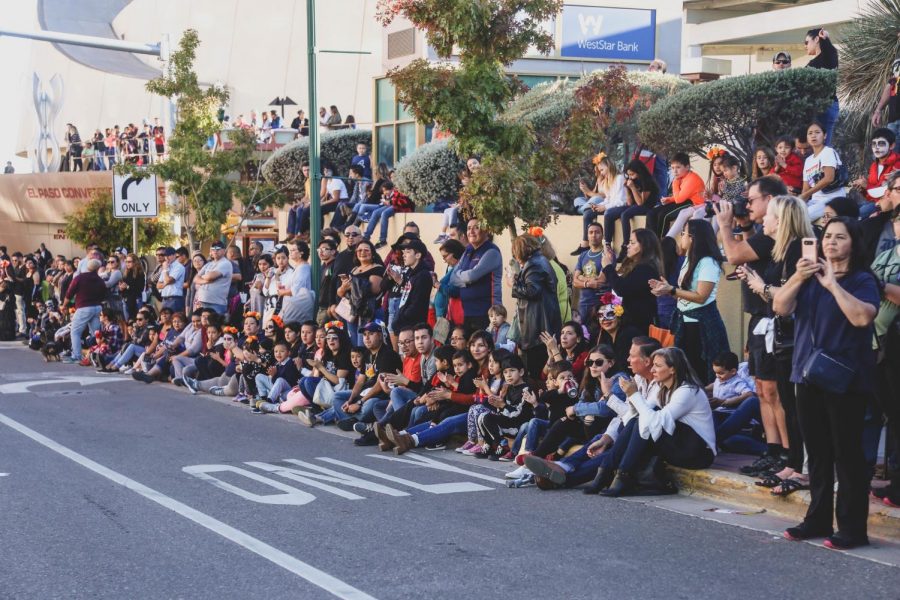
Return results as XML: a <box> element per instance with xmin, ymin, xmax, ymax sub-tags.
<box><xmin>367</xmin><ymin>452</ymin><xmax>507</xmax><ymax>485</ymax></box>
<box><xmin>0</xmin><ymin>473</ymin><xmax>8</xmax><ymax>477</ymax></box>
<box><xmin>0</xmin><ymin>411</ymin><xmax>377</xmax><ymax>600</ymax></box>
<box><xmin>0</xmin><ymin>376</ymin><xmax>130</xmax><ymax>394</ymax></box>
<box><xmin>182</xmin><ymin>464</ymin><xmax>317</xmax><ymax>506</ymax></box>
<box><xmin>316</xmin><ymin>457</ymin><xmax>494</xmax><ymax>494</ymax></box>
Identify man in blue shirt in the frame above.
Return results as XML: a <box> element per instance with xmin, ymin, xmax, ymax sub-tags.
<box><xmin>573</xmin><ymin>222</ymin><xmax>610</xmax><ymax>320</ymax></box>
<box><xmin>156</xmin><ymin>247</ymin><xmax>185</xmax><ymax>313</ymax></box>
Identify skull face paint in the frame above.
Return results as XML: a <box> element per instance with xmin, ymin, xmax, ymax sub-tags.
<box><xmin>872</xmin><ymin>138</ymin><xmax>891</xmax><ymax>159</ymax></box>
<box><xmin>892</xmin><ymin>59</ymin><xmax>900</xmax><ymax>79</ymax></box>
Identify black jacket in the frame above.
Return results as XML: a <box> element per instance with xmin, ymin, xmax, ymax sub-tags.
<box><xmin>392</xmin><ymin>261</ymin><xmax>433</xmax><ymax>334</ymax></box>
<box><xmin>511</xmin><ymin>252</ymin><xmax>561</xmax><ymax>350</ymax></box>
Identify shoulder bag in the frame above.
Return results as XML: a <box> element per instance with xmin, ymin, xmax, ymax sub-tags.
<box><xmin>800</xmin><ymin>283</ymin><xmax>854</xmax><ymax>394</ymax></box>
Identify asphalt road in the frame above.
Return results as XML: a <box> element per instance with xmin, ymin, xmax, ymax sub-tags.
<box><xmin>1</xmin><ymin>342</ymin><xmax>898</xmax><ymax>599</ymax></box>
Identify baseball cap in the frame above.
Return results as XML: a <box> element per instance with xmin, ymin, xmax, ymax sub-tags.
<box><xmin>773</xmin><ymin>51</ymin><xmax>791</xmax><ymax>63</ymax></box>
<box><xmin>390</xmin><ymin>232</ymin><xmax>418</xmax><ymax>250</ymax></box>
<box><xmin>399</xmin><ymin>238</ymin><xmax>427</xmax><ymax>255</ymax></box>
<box><xmin>210</xmin><ymin>241</ymin><xmax>225</xmax><ymax>250</ymax></box>
<box><xmin>359</xmin><ymin>320</ymin><xmax>385</xmax><ymax>333</ymax></box>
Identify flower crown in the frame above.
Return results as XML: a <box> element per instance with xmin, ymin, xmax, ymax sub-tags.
<box><xmin>324</xmin><ymin>320</ymin><xmax>345</xmax><ymax>331</ymax></box>
<box><xmin>706</xmin><ymin>146</ymin><xmax>727</xmax><ymax>161</ymax></box>
<box><xmin>245</xmin><ymin>335</ymin><xmax>258</xmax><ymax>345</ymax></box>
<box><xmin>598</xmin><ymin>292</ymin><xmax>625</xmax><ymax>316</ymax></box>
<box><xmin>271</xmin><ymin>315</ymin><xmax>284</xmax><ymax>328</ymax></box>
<box><xmin>592</xmin><ymin>150</ymin><xmax>607</xmax><ymax>165</ymax></box>
<box><xmin>243</xmin><ymin>311</ymin><xmax>261</xmax><ymax>321</ymax></box>
<box><xmin>222</xmin><ymin>326</ymin><xmax>239</xmax><ymax>335</ymax></box>
<box><xmin>527</xmin><ymin>226</ymin><xmax>544</xmax><ymax>239</ymax></box>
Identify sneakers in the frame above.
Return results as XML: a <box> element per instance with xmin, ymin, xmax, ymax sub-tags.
<box><xmin>122</xmin><ymin>367</ymin><xmax>135</xmax><ymax>375</ymax></box>
<box><xmin>296</xmin><ymin>407</ymin><xmax>318</xmax><ymax>427</ymax></box>
<box><xmin>353</xmin><ymin>421</ymin><xmax>372</xmax><ymax>435</ymax></box>
<box><xmin>506</xmin><ymin>474</ymin><xmax>535</xmax><ymax>489</ymax></box>
<box><xmin>515</xmin><ymin>452</ymin><xmax>531</xmax><ymax>466</ymax></box>
<box><xmin>498</xmin><ymin>450</ymin><xmax>514</xmax><ymax>462</ymax></box>
<box><xmin>456</xmin><ymin>441</ymin><xmax>477</xmax><ymax>454</ymax></box>
<box><xmin>374</xmin><ymin>240</ymin><xmax>387</xmax><ymax>250</ymax></box>
<box><xmin>257</xmin><ymin>402</ymin><xmax>280</xmax><ymax>413</ymax></box>
<box><xmin>183</xmin><ymin>377</ymin><xmax>200</xmax><ymax>395</ymax></box>
<box><xmin>570</xmin><ymin>245</ymin><xmax>588</xmax><ymax>256</ymax></box>
<box><xmin>433</xmin><ymin>234</ymin><xmax>448</xmax><ymax>244</ymax></box>
<box><xmin>505</xmin><ymin>465</ymin><xmax>530</xmax><ymax>480</ymax></box>
<box><xmin>462</xmin><ymin>443</ymin><xmax>486</xmax><ymax>456</ymax></box>
<box><xmin>823</xmin><ymin>534</ymin><xmax>869</xmax><ymax>551</ymax></box>
<box><xmin>337</xmin><ymin>418</ymin><xmax>358</xmax><ymax>432</ymax></box>
<box><xmin>488</xmin><ymin>442</ymin><xmax>509</xmax><ymax>461</ymax></box>
<box><xmin>132</xmin><ymin>371</ymin><xmax>154</xmax><ymax>384</ymax></box>
<box><xmin>423</xmin><ymin>443</ymin><xmax>446</xmax><ymax>451</ymax></box>
<box><xmin>210</xmin><ymin>387</ymin><xmax>226</xmax><ymax>396</ymax></box>
<box><xmin>234</xmin><ymin>393</ymin><xmax>249</xmax><ymax>405</ymax></box>
<box><xmin>79</xmin><ymin>357</ymin><xmax>92</xmax><ymax>367</ymax></box>
<box><xmin>172</xmin><ymin>377</ymin><xmax>185</xmax><ymax>387</ymax></box>
<box><xmin>118</xmin><ymin>365</ymin><xmax>130</xmax><ymax>373</ymax></box>
<box><xmin>60</xmin><ymin>355</ymin><xmax>79</xmax><ymax>364</ymax></box>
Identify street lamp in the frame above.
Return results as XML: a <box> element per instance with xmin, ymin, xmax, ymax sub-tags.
<box><xmin>269</xmin><ymin>96</ymin><xmax>298</xmax><ymax>120</ymax></box>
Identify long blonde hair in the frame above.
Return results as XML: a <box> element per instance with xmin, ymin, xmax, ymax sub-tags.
<box><xmin>771</xmin><ymin>195</ymin><xmax>814</xmax><ymax>264</ymax></box>
<box><xmin>595</xmin><ymin>157</ymin><xmax>620</xmax><ymax>195</ymax></box>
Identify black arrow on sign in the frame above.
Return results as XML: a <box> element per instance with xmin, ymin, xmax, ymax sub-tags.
<box><xmin>121</xmin><ymin>177</ymin><xmax>143</xmax><ymax>200</ymax></box>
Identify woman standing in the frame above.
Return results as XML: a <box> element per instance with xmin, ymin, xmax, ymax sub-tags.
<box><xmin>100</xmin><ymin>255</ymin><xmax>124</xmax><ymax>316</ymax></box>
<box><xmin>601</xmin><ymin>228</ymin><xmax>664</xmax><ymax>333</ymax></box>
<box><xmin>248</xmin><ymin>254</ymin><xmax>272</xmax><ymax>316</ymax></box>
<box><xmin>119</xmin><ymin>254</ymin><xmax>145</xmax><ymax>320</ymax></box>
<box><xmin>605</xmin><ymin>160</ymin><xmax>660</xmax><ymax>260</ymax></box>
<box><xmin>800</xmin><ymin>121</ymin><xmax>844</xmax><ymax>221</ymax></box>
<box><xmin>774</xmin><ymin>217</ymin><xmax>879</xmax><ymax>550</ymax></box>
<box><xmin>434</xmin><ymin>239</ymin><xmax>465</xmax><ymax>327</ymax></box>
<box><xmin>740</xmin><ymin>196</ymin><xmax>814</xmax><ymax>492</ymax></box>
<box><xmin>509</xmin><ymin>234</ymin><xmax>562</xmax><ymax>379</ymax></box>
<box><xmin>185</xmin><ymin>253</ymin><xmax>206</xmax><ymax>313</ymax></box>
<box><xmin>805</xmin><ymin>27</ymin><xmax>839</xmax><ymax>145</ymax></box>
<box><xmin>650</xmin><ymin>220</ymin><xmax>728</xmax><ymax>384</ymax></box>
<box><xmin>0</xmin><ymin>280</ymin><xmax>16</xmax><ymax>340</ymax></box>
<box><xmin>336</xmin><ymin>240</ymin><xmax>383</xmax><ymax>344</ymax></box>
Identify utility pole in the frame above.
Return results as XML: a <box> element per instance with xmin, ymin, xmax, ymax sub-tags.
<box><xmin>306</xmin><ymin>0</ymin><xmax>322</xmax><ymax>291</ymax></box>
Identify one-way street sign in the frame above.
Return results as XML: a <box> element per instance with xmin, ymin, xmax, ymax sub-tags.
<box><xmin>112</xmin><ymin>173</ymin><xmax>159</xmax><ymax>218</ymax></box>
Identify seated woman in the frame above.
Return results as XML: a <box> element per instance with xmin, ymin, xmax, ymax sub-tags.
<box><xmin>288</xmin><ymin>323</ymin><xmax>353</xmax><ymax>419</ymax></box>
<box><xmin>572</xmin><ymin>154</ymin><xmax>627</xmax><ymax>253</ymax></box>
<box><xmin>185</xmin><ymin>326</ymin><xmax>240</xmax><ymax>396</ymax></box>
<box><xmin>591</xmin><ymin>347</ymin><xmax>716</xmax><ymax>497</ymax></box>
<box><xmin>100</xmin><ymin>307</ymin><xmax>152</xmax><ymax>372</ymax></box>
<box><xmin>179</xmin><ymin>322</ymin><xmax>226</xmax><ymax>389</ymax></box>
<box><xmin>540</xmin><ymin>321</ymin><xmax>590</xmax><ymax>381</ymax></box>
<box><xmin>88</xmin><ymin>308</ymin><xmax>125</xmax><ymax>369</ymax></box>
<box><xmin>132</xmin><ymin>312</ymin><xmax>187</xmax><ymax>383</ymax></box>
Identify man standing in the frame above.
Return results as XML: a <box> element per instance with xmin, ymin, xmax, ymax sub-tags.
<box><xmin>333</xmin><ymin>225</ymin><xmax>362</xmax><ymax>280</ymax></box>
<box><xmin>573</xmin><ymin>222</ymin><xmax>610</xmax><ymax>320</ymax></box>
<box><xmin>450</xmin><ymin>218</ymin><xmax>503</xmax><ymax>332</ymax></box>
<box><xmin>193</xmin><ymin>241</ymin><xmax>234</xmax><ymax>315</ymax></box>
<box><xmin>156</xmin><ymin>247</ymin><xmax>185</xmax><ymax>313</ymax></box>
<box><xmin>715</xmin><ymin>176</ymin><xmax>789</xmax><ymax>475</ymax></box>
<box><xmin>391</xmin><ymin>238</ymin><xmax>433</xmax><ymax>334</ymax></box>
<box><xmin>61</xmin><ymin>259</ymin><xmax>107</xmax><ymax>363</ymax></box>
<box><xmin>10</xmin><ymin>253</ymin><xmax>27</xmax><ymax>337</ymax></box>
<box><xmin>315</xmin><ymin>238</ymin><xmax>338</xmax><ymax>323</ymax></box>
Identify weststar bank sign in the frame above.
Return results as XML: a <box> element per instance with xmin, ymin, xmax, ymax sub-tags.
<box><xmin>560</xmin><ymin>6</ymin><xmax>656</xmax><ymax>62</ymax></box>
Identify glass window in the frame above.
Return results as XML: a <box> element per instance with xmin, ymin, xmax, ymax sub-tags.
<box><xmin>397</xmin><ymin>123</ymin><xmax>416</xmax><ymax>162</ymax></box>
<box><xmin>424</xmin><ymin>123</ymin><xmax>434</xmax><ymax>144</ymax></box>
<box><xmin>376</xmin><ymin>79</ymin><xmax>396</xmax><ymax>123</ymax></box>
<box><xmin>377</xmin><ymin>125</ymin><xmax>395</xmax><ymax>167</ymax></box>
<box><xmin>517</xmin><ymin>75</ymin><xmax>558</xmax><ymax>89</ymax></box>
<box><xmin>398</xmin><ymin>102</ymin><xmax>413</xmax><ymax>121</ymax></box>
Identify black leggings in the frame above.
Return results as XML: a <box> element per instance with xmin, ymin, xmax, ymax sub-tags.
<box><xmin>533</xmin><ymin>416</ymin><xmax>609</xmax><ymax>458</ymax></box>
<box><xmin>679</xmin><ymin>322</ymin><xmax>709</xmax><ymax>385</ymax></box>
<box><xmin>776</xmin><ymin>355</ymin><xmax>804</xmax><ymax>472</ymax></box>
<box><xmin>645</xmin><ymin>202</ymin><xmax>692</xmax><ymax>239</ymax></box>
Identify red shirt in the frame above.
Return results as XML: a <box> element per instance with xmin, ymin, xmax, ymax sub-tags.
<box><xmin>864</xmin><ymin>152</ymin><xmax>900</xmax><ymax>202</ymax></box>
<box><xmin>774</xmin><ymin>153</ymin><xmax>803</xmax><ymax>191</ymax></box>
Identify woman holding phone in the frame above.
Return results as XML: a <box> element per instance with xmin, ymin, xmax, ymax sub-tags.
<box><xmin>774</xmin><ymin>217</ymin><xmax>879</xmax><ymax>550</ymax></box>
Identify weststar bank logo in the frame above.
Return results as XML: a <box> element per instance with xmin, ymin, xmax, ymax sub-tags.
<box><xmin>577</xmin><ymin>13</ymin><xmax>603</xmax><ymax>36</ymax></box>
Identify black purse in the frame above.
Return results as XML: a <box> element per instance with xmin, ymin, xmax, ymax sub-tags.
<box><xmin>772</xmin><ymin>261</ymin><xmax>794</xmax><ymax>359</ymax></box>
<box><xmin>800</xmin><ymin>285</ymin><xmax>854</xmax><ymax>394</ymax></box>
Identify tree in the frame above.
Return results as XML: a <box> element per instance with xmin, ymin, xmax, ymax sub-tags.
<box><xmin>119</xmin><ymin>30</ymin><xmax>285</xmax><ymax>248</ymax></box>
<box><xmin>65</xmin><ymin>191</ymin><xmax>173</xmax><ymax>253</ymax></box>
<box><xmin>261</xmin><ymin>128</ymin><xmax>374</xmax><ymax>191</ymax></box>
<box><xmin>638</xmin><ymin>68</ymin><xmax>836</xmax><ymax>171</ymax></box>
<box><xmin>378</xmin><ymin>0</ymin><xmax>563</xmax><ymax>160</ymax></box>
<box><xmin>838</xmin><ymin>0</ymin><xmax>900</xmax><ymax>135</ymax></box>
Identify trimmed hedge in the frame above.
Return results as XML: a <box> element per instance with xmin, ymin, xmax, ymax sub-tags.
<box><xmin>392</xmin><ymin>139</ymin><xmax>462</xmax><ymax>206</ymax></box>
<box><xmin>261</xmin><ymin>128</ymin><xmax>372</xmax><ymax>190</ymax></box>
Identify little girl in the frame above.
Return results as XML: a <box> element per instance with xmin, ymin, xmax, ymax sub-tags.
<box><xmin>458</xmin><ymin>348</ymin><xmax>511</xmax><ymax>455</ymax></box>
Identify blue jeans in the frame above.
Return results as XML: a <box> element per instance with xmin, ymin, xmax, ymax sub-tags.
<box><xmin>605</xmin><ymin>203</ymin><xmax>652</xmax><ymax>247</ymax></box>
<box><xmin>69</xmin><ymin>305</ymin><xmax>102</xmax><ymax>359</ymax></box>
<box><xmin>112</xmin><ymin>343</ymin><xmax>145</xmax><ymax>368</ymax></box>
<box><xmin>817</xmin><ymin>99</ymin><xmax>839</xmax><ymax>146</ymax></box>
<box><xmin>199</xmin><ymin>302</ymin><xmax>228</xmax><ymax>315</ymax></box>
<box><xmin>360</xmin><ymin>396</ymin><xmax>389</xmax><ymax>423</ymax></box>
<box><xmin>408</xmin><ymin>413</ymin><xmax>467</xmax><ymax>447</ymax></box>
<box><xmin>352</xmin><ymin>203</ymin><xmax>379</xmax><ymax>222</ymax></box>
<box><xmin>319</xmin><ymin>390</ymin><xmax>354</xmax><ymax>423</ymax></box>
<box><xmin>390</xmin><ymin>387</ymin><xmax>418</xmax><ymax>411</ymax></box>
<box><xmin>255</xmin><ymin>374</ymin><xmax>293</xmax><ymax>402</ymax></box>
<box><xmin>364</xmin><ymin>206</ymin><xmax>395</xmax><ymax>242</ymax></box>
<box><xmin>713</xmin><ymin>396</ymin><xmax>766</xmax><ymax>456</ymax></box>
<box><xmin>516</xmin><ymin>418</ymin><xmax>550</xmax><ymax>454</ymax></box>
<box><xmin>287</xmin><ymin>204</ymin><xmax>303</xmax><ymax>235</ymax></box>
<box><xmin>299</xmin><ymin>203</ymin><xmax>336</xmax><ymax>234</ymax></box>
<box><xmin>162</xmin><ymin>296</ymin><xmax>185</xmax><ymax>313</ymax></box>
<box><xmin>387</xmin><ymin>297</ymin><xmax>401</xmax><ymax>333</ymax></box>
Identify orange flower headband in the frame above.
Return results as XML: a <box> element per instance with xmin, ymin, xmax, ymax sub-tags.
<box><xmin>591</xmin><ymin>151</ymin><xmax>607</xmax><ymax>165</ymax></box>
<box><xmin>243</xmin><ymin>311</ymin><xmax>261</xmax><ymax>321</ymax></box>
<box><xmin>271</xmin><ymin>315</ymin><xmax>284</xmax><ymax>329</ymax></box>
<box><xmin>706</xmin><ymin>146</ymin><xmax>726</xmax><ymax>161</ymax></box>
<box><xmin>222</xmin><ymin>326</ymin><xmax>239</xmax><ymax>335</ymax></box>
<box><xmin>528</xmin><ymin>226</ymin><xmax>544</xmax><ymax>238</ymax></box>
<box><xmin>324</xmin><ymin>320</ymin><xmax>345</xmax><ymax>331</ymax></box>
<box><xmin>245</xmin><ymin>335</ymin><xmax>258</xmax><ymax>344</ymax></box>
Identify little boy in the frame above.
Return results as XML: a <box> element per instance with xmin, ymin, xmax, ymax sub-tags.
<box><xmin>487</xmin><ymin>304</ymin><xmax>515</xmax><ymax>351</ymax></box>
<box><xmin>707</xmin><ymin>351</ymin><xmax>755</xmax><ymax>409</ymax></box>
<box><xmin>476</xmin><ymin>354</ymin><xmax>533</xmax><ymax>461</ymax></box>
<box><xmin>254</xmin><ymin>342</ymin><xmax>301</xmax><ymax>413</ymax></box>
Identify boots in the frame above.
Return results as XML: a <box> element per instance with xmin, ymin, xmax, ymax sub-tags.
<box><xmin>582</xmin><ymin>467</ymin><xmax>615</xmax><ymax>495</ymax></box>
<box><xmin>599</xmin><ymin>471</ymin><xmax>636</xmax><ymax>497</ymax></box>
<box><xmin>635</xmin><ymin>457</ymin><xmax>678</xmax><ymax>495</ymax></box>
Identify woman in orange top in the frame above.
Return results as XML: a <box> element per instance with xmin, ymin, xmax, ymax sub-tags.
<box><xmin>644</xmin><ymin>153</ymin><xmax>706</xmax><ymax>239</ymax></box>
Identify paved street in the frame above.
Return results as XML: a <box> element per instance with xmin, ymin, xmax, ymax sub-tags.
<box><xmin>1</xmin><ymin>342</ymin><xmax>898</xmax><ymax>600</ymax></box>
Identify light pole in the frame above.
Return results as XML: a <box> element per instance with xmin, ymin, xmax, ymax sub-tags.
<box><xmin>306</xmin><ymin>0</ymin><xmax>322</xmax><ymax>290</ymax></box>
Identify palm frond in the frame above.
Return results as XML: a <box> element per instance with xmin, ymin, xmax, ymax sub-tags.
<box><xmin>838</xmin><ymin>0</ymin><xmax>900</xmax><ymax>133</ymax></box>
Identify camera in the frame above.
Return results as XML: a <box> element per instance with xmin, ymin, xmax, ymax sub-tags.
<box><xmin>731</xmin><ymin>198</ymin><xmax>749</xmax><ymax>218</ymax></box>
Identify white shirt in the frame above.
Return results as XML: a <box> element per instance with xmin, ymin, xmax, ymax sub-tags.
<box><xmin>603</xmin><ymin>375</ymin><xmax>658</xmax><ymax>441</ymax></box>
<box><xmin>326</xmin><ymin>178</ymin><xmax>349</xmax><ymax>200</ymax></box>
<box><xmin>629</xmin><ymin>384</ymin><xmax>717</xmax><ymax>455</ymax></box>
<box><xmin>803</xmin><ymin>147</ymin><xmax>844</xmax><ymax>203</ymax></box>
<box><xmin>196</xmin><ymin>257</ymin><xmax>234</xmax><ymax>305</ymax></box>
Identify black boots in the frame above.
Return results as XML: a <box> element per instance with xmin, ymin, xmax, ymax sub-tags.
<box><xmin>582</xmin><ymin>467</ymin><xmax>615</xmax><ymax>495</ymax></box>
<box><xmin>599</xmin><ymin>471</ymin><xmax>636</xmax><ymax>497</ymax></box>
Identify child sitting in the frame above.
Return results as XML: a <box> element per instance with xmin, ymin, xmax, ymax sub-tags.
<box><xmin>774</xmin><ymin>135</ymin><xmax>804</xmax><ymax>195</ymax></box>
<box><xmin>254</xmin><ymin>341</ymin><xmax>301</xmax><ymax>413</ymax></box>
<box><xmin>475</xmin><ymin>354</ymin><xmax>533</xmax><ymax>461</ymax></box>
<box><xmin>707</xmin><ymin>351</ymin><xmax>764</xmax><ymax>456</ymax></box>
<box><xmin>707</xmin><ymin>351</ymin><xmax>755</xmax><ymax>410</ymax></box>
<box><xmin>458</xmin><ymin>348</ymin><xmax>511</xmax><ymax>456</ymax></box>
<box><xmin>487</xmin><ymin>304</ymin><xmax>514</xmax><ymax>352</ymax></box>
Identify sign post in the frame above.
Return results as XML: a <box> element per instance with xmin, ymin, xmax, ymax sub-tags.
<box><xmin>112</xmin><ymin>173</ymin><xmax>159</xmax><ymax>254</ymax></box>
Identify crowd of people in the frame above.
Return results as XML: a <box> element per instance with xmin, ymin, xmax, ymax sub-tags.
<box><xmin>61</xmin><ymin>120</ymin><xmax>167</xmax><ymax>172</ymax></box>
<box><xmin>4</xmin><ymin>29</ymin><xmax>899</xmax><ymax>552</ymax></box>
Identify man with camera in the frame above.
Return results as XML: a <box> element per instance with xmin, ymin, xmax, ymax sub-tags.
<box><xmin>714</xmin><ymin>175</ymin><xmax>789</xmax><ymax>474</ymax></box>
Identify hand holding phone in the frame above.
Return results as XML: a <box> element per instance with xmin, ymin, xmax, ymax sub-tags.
<box><xmin>801</xmin><ymin>237</ymin><xmax>817</xmax><ymax>263</ymax></box>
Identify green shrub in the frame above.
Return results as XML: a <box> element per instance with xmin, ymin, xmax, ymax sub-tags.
<box><xmin>261</xmin><ymin>128</ymin><xmax>373</xmax><ymax>190</ymax></box>
<box><xmin>392</xmin><ymin>139</ymin><xmax>462</xmax><ymax>206</ymax></box>
<box><xmin>65</xmin><ymin>191</ymin><xmax>173</xmax><ymax>254</ymax></box>
<box><xmin>638</xmin><ymin>68</ymin><xmax>836</xmax><ymax>171</ymax></box>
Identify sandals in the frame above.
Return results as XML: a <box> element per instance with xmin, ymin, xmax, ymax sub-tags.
<box><xmin>755</xmin><ymin>474</ymin><xmax>783</xmax><ymax>489</ymax></box>
<box><xmin>771</xmin><ymin>478</ymin><xmax>808</xmax><ymax>497</ymax></box>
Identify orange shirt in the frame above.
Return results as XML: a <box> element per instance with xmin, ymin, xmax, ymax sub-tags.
<box><xmin>663</xmin><ymin>170</ymin><xmax>706</xmax><ymax>206</ymax></box>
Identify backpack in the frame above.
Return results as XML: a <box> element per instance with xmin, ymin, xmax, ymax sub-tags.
<box><xmin>822</xmin><ymin>148</ymin><xmax>849</xmax><ymax>193</ymax></box>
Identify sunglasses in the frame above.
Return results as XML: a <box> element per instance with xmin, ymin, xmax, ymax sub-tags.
<box><xmin>135</xmin><ymin>317</ymin><xmax>145</xmax><ymax>321</ymax></box>
<box><xmin>345</xmin><ymin>232</ymin><xmax>361</xmax><ymax>237</ymax></box>
<box><xmin>585</xmin><ymin>358</ymin><xmax>606</xmax><ymax>368</ymax></box>
<box><xmin>325</xmin><ymin>335</ymin><xmax>339</xmax><ymax>341</ymax></box>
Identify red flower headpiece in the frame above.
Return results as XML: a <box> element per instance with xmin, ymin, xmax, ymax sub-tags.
<box><xmin>706</xmin><ymin>146</ymin><xmax>727</xmax><ymax>161</ymax></box>
<box><xmin>222</xmin><ymin>326</ymin><xmax>239</xmax><ymax>335</ymax></box>
<box><xmin>243</xmin><ymin>311</ymin><xmax>261</xmax><ymax>321</ymax></box>
<box><xmin>271</xmin><ymin>315</ymin><xmax>284</xmax><ymax>329</ymax></box>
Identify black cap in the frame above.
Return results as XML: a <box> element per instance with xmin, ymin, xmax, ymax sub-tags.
<box><xmin>773</xmin><ymin>51</ymin><xmax>791</xmax><ymax>62</ymax></box>
<box><xmin>399</xmin><ymin>238</ymin><xmax>427</xmax><ymax>255</ymax></box>
<box><xmin>210</xmin><ymin>241</ymin><xmax>225</xmax><ymax>250</ymax></box>
<box><xmin>163</xmin><ymin>247</ymin><xmax>176</xmax><ymax>256</ymax></box>
<box><xmin>390</xmin><ymin>232</ymin><xmax>418</xmax><ymax>250</ymax></box>
<box><xmin>501</xmin><ymin>355</ymin><xmax>525</xmax><ymax>371</ymax></box>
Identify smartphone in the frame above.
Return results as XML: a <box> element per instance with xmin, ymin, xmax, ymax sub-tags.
<box><xmin>801</xmin><ymin>237</ymin><xmax>817</xmax><ymax>263</ymax></box>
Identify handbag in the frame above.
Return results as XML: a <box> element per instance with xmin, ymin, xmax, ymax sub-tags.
<box><xmin>334</xmin><ymin>297</ymin><xmax>355</xmax><ymax>323</ymax></box>
<box><xmin>648</xmin><ymin>324</ymin><xmax>675</xmax><ymax>348</ymax></box>
<box><xmin>801</xmin><ymin>285</ymin><xmax>854</xmax><ymax>393</ymax></box>
<box><xmin>772</xmin><ymin>261</ymin><xmax>794</xmax><ymax>360</ymax></box>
